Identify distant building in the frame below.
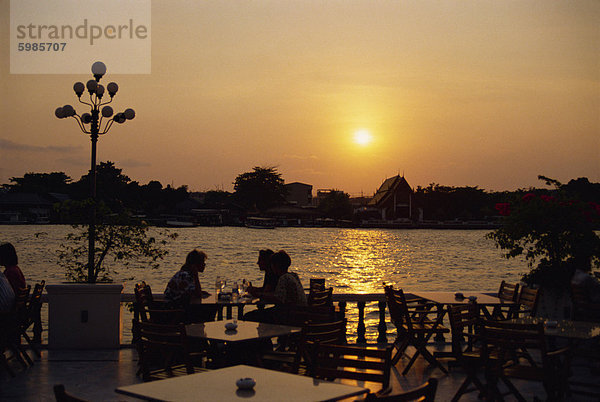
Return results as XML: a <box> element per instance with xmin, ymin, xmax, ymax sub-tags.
<box><xmin>368</xmin><ymin>175</ymin><xmax>413</xmax><ymax>221</ymax></box>
<box><xmin>285</xmin><ymin>182</ymin><xmax>313</xmax><ymax>207</ymax></box>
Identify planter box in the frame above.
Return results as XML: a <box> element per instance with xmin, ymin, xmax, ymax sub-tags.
<box><xmin>46</xmin><ymin>284</ymin><xmax>123</xmax><ymax>349</ymax></box>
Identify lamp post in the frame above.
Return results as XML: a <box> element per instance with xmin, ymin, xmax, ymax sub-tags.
<box><xmin>55</xmin><ymin>61</ymin><xmax>135</xmax><ymax>283</ymax></box>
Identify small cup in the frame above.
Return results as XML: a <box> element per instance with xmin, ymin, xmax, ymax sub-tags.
<box><xmin>225</xmin><ymin>322</ymin><xmax>238</xmax><ymax>330</ymax></box>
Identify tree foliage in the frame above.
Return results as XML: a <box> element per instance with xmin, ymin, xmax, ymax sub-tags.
<box><xmin>318</xmin><ymin>190</ymin><xmax>353</xmax><ymax>220</ymax></box>
<box><xmin>487</xmin><ymin>177</ymin><xmax>600</xmax><ymax>292</ymax></box>
<box><xmin>233</xmin><ymin>166</ymin><xmax>287</xmax><ymax>212</ymax></box>
<box><xmin>57</xmin><ymin>209</ymin><xmax>178</xmax><ymax>283</ymax></box>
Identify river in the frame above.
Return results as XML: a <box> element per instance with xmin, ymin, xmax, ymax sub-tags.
<box><xmin>1</xmin><ymin>225</ymin><xmax>528</xmax><ymax>342</ymax></box>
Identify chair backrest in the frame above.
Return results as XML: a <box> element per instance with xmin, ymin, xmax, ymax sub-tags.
<box><xmin>308</xmin><ymin>287</ymin><xmax>333</xmax><ymax>307</ymax></box>
<box><xmin>447</xmin><ymin>303</ymin><xmax>479</xmax><ymax>355</ymax></box>
<box><xmin>280</xmin><ymin>304</ymin><xmax>336</xmax><ymax>326</ymax></box>
<box><xmin>517</xmin><ymin>287</ymin><xmax>539</xmax><ymax>316</ymax></box>
<box><xmin>137</xmin><ymin>321</ymin><xmax>194</xmax><ymax>381</ymax></box>
<box><xmin>309</xmin><ymin>278</ymin><xmax>326</xmax><ymax>291</ymax></box>
<box><xmin>53</xmin><ymin>384</ymin><xmax>88</xmax><ymax>402</ymax></box>
<box><xmin>311</xmin><ymin>343</ymin><xmax>392</xmax><ymax>391</ymax></box>
<box><xmin>498</xmin><ymin>281</ymin><xmax>520</xmax><ymax>302</ymax></box>
<box><xmin>365</xmin><ymin>378</ymin><xmax>438</xmax><ymax>401</ymax></box>
<box><xmin>479</xmin><ymin>319</ymin><xmax>547</xmax><ymax>365</ymax></box>
<box><xmin>14</xmin><ymin>285</ymin><xmax>31</xmax><ymax>321</ymax></box>
<box><xmin>134</xmin><ymin>281</ymin><xmax>154</xmax><ymax>322</ymax></box>
<box><xmin>293</xmin><ymin>319</ymin><xmax>346</xmax><ymax>372</ymax></box>
<box><xmin>384</xmin><ymin>285</ymin><xmax>411</xmax><ymax>332</ymax></box>
<box><xmin>571</xmin><ymin>283</ymin><xmax>600</xmax><ymax>322</ymax></box>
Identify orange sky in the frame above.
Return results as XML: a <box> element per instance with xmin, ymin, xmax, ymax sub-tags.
<box><xmin>1</xmin><ymin>1</ymin><xmax>598</xmax><ymax>196</ymax></box>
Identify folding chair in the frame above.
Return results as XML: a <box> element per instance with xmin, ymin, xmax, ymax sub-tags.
<box><xmin>310</xmin><ymin>343</ymin><xmax>392</xmax><ymax>395</ymax></box>
<box><xmin>384</xmin><ymin>285</ymin><xmax>449</xmax><ymax>375</ymax></box>
<box><xmin>480</xmin><ymin>319</ymin><xmax>570</xmax><ymax>401</ymax></box>
<box><xmin>447</xmin><ymin>304</ymin><xmax>486</xmax><ymax>401</ymax></box>
<box><xmin>365</xmin><ymin>378</ymin><xmax>438</xmax><ymax>401</ymax></box>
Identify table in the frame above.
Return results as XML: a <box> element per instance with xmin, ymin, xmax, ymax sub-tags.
<box><xmin>506</xmin><ymin>317</ymin><xmax>600</xmax><ymax>340</ymax></box>
<box><xmin>116</xmin><ymin>364</ymin><xmax>369</xmax><ymax>402</ymax></box>
<box><xmin>187</xmin><ymin>320</ymin><xmax>301</xmax><ymax>343</ymax></box>
<box><xmin>191</xmin><ymin>295</ymin><xmax>262</xmax><ymax>320</ymax></box>
<box><xmin>187</xmin><ymin>320</ymin><xmax>301</xmax><ymax>367</ymax></box>
<box><xmin>414</xmin><ymin>291</ymin><xmax>517</xmax><ymax>320</ymax></box>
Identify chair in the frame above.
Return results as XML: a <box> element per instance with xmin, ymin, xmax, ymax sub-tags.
<box><xmin>447</xmin><ymin>304</ymin><xmax>486</xmax><ymax>401</ymax></box>
<box><xmin>278</xmin><ymin>304</ymin><xmax>337</xmax><ymax>327</ymax></box>
<box><xmin>308</xmin><ymin>287</ymin><xmax>333</xmax><ymax>308</ymax></box>
<box><xmin>11</xmin><ymin>286</ymin><xmax>34</xmax><ymax>367</ymax></box>
<box><xmin>384</xmin><ymin>285</ymin><xmax>449</xmax><ymax>375</ymax></box>
<box><xmin>134</xmin><ymin>281</ymin><xmax>164</xmax><ymax>322</ymax></box>
<box><xmin>261</xmin><ymin>319</ymin><xmax>347</xmax><ymax>374</ymax></box>
<box><xmin>571</xmin><ymin>283</ymin><xmax>600</xmax><ymax>322</ymax></box>
<box><xmin>136</xmin><ymin>321</ymin><xmax>208</xmax><ymax>382</ymax></box>
<box><xmin>309</xmin><ymin>278</ymin><xmax>326</xmax><ymax>291</ymax></box>
<box><xmin>513</xmin><ymin>286</ymin><xmax>539</xmax><ymax>318</ymax></box>
<box><xmin>310</xmin><ymin>343</ymin><xmax>392</xmax><ymax>394</ymax></box>
<box><xmin>479</xmin><ymin>319</ymin><xmax>570</xmax><ymax>401</ymax></box>
<box><xmin>364</xmin><ymin>378</ymin><xmax>438</xmax><ymax>401</ymax></box>
<box><xmin>17</xmin><ymin>280</ymin><xmax>45</xmax><ymax>357</ymax></box>
<box><xmin>53</xmin><ymin>384</ymin><xmax>88</xmax><ymax>402</ymax></box>
<box><xmin>490</xmin><ymin>281</ymin><xmax>520</xmax><ymax>320</ymax></box>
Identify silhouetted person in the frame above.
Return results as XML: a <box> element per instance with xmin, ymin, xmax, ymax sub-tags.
<box><xmin>0</xmin><ymin>243</ymin><xmax>26</xmax><ymax>293</ymax></box>
<box><xmin>248</xmin><ymin>249</ymin><xmax>276</xmax><ymax>298</ymax></box>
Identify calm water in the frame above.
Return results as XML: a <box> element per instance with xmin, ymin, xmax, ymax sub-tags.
<box><xmin>1</xmin><ymin>225</ymin><xmax>527</xmax><ymax>342</ymax></box>
<box><xmin>2</xmin><ymin>225</ymin><xmax>526</xmax><ymax>293</ymax></box>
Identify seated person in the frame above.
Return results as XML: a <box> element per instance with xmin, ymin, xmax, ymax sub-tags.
<box><xmin>247</xmin><ymin>249</ymin><xmax>276</xmax><ymax>297</ymax></box>
<box><xmin>0</xmin><ymin>243</ymin><xmax>26</xmax><ymax>293</ymax></box>
<box><xmin>264</xmin><ymin>250</ymin><xmax>307</xmax><ymax>306</ymax></box>
<box><xmin>244</xmin><ymin>250</ymin><xmax>306</xmax><ymax>324</ymax></box>
<box><xmin>571</xmin><ymin>259</ymin><xmax>600</xmax><ymax>303</ymax></box>
<box><xmin>0</xmin><ymin>271</ymin><xmax>15</xmax><ymax>313</ymax></box>
<box><xmin>164</xmin><ymin>249</ymin><xmax>211</xmax><ymax>307</ymax></box>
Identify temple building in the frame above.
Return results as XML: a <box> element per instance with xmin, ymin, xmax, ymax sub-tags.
<box><xmin>368</xmin><ymin>175</ymin><xmax>414</xmax><ymax>221</ymax></box>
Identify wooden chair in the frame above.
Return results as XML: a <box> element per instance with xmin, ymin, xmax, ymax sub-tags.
<box><xmin>309</xmin><ymin>278</ymin><xmax>326</xmax><ymax>291</ymax></box>
<box><xmin>53</xmin><ymin>384</ymin><xmax>88</xmax><ymax>402</ymax></box>
<box><xmin>479</xmin><ymin>319</ymin><xmax>570</xmax><ymax>401</ymax></box>
<box><xmin>488</xmin><ymin>280</ymin><xmax>520</xmax><ymax>320</ymax></box>
<box><xmin>134</xmin><ymin>281</ymin><xmax>165</xmax><ymax>322</ymax></box>
<box><xmin>17</xmin><ymin>280</ymin><xmax>45</xmax><ymax>357</ymax></box>
<box><xmin>308</xmin><ymin>287</ymin><xmax>333</xmax><ymax>308</ymax></box>
<box><xmin>364</xmin><ymin>378</ymin><xmax>438</xmax><ymax>401</ymax></box>
<box><xmin>261</xmin><ymin>319</ymin><xmax>347</xmax><ymax>374</ymax></box>
<box><xmin>310</xmin><ymin>343</ymin><xmax>392</xmax><ymax>394</ymax></box>
<box><xmin>447</xmin><ymin>304</ymin><xmax>486</xmax><ymax>401</ymax></box>
<box><xmin>136</xmin><ymin>321</ymin><xmax>208</xmax><ymax>382</ymax></box>
<box><xmin>384</xmin><ymin>285</ymin><xmax>449</xmax><ymax>375</ymax></box>
<box><xmin>11</xmin><ymin>286</ymin><xmax>34</xmax><ymax>367</ymax></box>
<box><xmin>278</xmin><ymin>304</ymin><xmax>337</xmax><ymax>327</ymax></box>
<box><xmin>513</xmin><ymin>286</ymin><xmax>539</xmax><ymax>318</ymax></box>
<box><xmin>571</xmin><ymin>283</ymin><xmax>600</xmax><ymax>322</ymax></box>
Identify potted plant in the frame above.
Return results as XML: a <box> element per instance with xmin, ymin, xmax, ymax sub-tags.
<box><xmin>488</xmin><ymin>176</ymin><xmax>600</xmax><ymax>319</ymax></box>
<box><xmin>46</xmin><ymin>204</ymin><xmax>176</xmax><ymax>349</ymax></box>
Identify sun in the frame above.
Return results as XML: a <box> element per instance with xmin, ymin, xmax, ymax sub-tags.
<box><xmin>353</xmin><ymin>129</ymin><xmax>373</xmax><ymax>146</ymax></box>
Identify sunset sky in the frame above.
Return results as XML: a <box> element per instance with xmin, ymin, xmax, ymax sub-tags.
<box><xmin>1</xmin><ymin>1</ymin><xmax>598</xmax><ymax>196</ymax></box>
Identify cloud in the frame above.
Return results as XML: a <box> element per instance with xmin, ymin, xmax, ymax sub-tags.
<box><xmin>0</xmin><ymin>138</ymin><xmax>81</xmax><ymax>153</ymax></box>
<box><xmin>116</xmin><ymin>159</ymin><xmax>152</xmax><ymax>168</ymax></box>
<box><xmin>283</xmin><ymin>154</ymin><xmax>318</xmax><ymax>161</ymax></box>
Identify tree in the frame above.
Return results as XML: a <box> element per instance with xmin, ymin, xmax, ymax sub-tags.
<box><xmin>57</xmin><ymin>210</ymin><xmax>178</xmax><ymax>282</ymax></box>
<box><xmin>233</xmin><ymin>166</ymin><xmax>287</xmax><ymax>212</ymax></box>
<box><xmin>7</xmin><ymin>172</ymin><xmax>71</xmax><ymax>194</ymax></box>
<box><xmin>318</xmin><ymin>190</ymin><xmax>353</xmax><ymax>220</ymax></box>
<box><xmin>487</xmin><ymin>176</ymin><xmax>600</xmax><ymax>292</ymax></box>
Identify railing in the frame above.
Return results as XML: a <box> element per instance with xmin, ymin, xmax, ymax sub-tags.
<box><xmin>36</xmin><ymin>292</ymin><xmax>401</xmax><ymax>346</ymax></box>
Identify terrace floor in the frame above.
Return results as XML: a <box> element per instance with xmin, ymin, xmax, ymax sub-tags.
<box><xmin>1</xmin><ymin>343</ymin><xmax>598</xmax><ymax>401</ymax></box>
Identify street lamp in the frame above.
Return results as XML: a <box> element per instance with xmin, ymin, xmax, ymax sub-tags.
<box><xmin>55</xmin><ymin>61</ymin><xmax>135</xmax><ymax>283</ymax></box>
